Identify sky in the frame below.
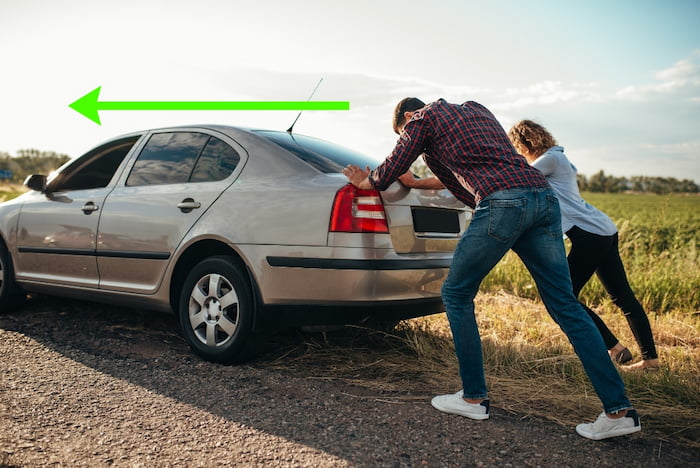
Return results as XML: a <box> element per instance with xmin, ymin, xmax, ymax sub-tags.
<box><xmin>1</xmin><ymin>0</ymin><xmax>699</xmax><ymax>182</ymax></box>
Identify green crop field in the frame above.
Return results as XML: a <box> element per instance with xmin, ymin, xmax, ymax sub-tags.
<box><xmin>482</xmin><ymin>192</ymin><xmax>700</xmax><ymax>315</ymax></box>
<box><xmin>258</xmin><ymin>191</ymin><xmax>699</xmax><ymax>445</ymax></box>
<box><xmin>433</xmin><ymin>192</ymin><xmax>699</xmax><ymax>444</ymax></box>
<box><xmin>2</xmin><ymin>184</ymin><xmax>698</xmax><ymax>444</ymax></box>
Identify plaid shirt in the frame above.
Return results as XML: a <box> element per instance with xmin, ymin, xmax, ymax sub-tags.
<box><xmin>369</xmin><ymin>99</ymin><xmax>548</xmax><ymax>208</ymax></box>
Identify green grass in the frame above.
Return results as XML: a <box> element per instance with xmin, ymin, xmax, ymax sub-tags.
<box><xmin>470</xmin><ymin>193</ymin><xmax>699</xmax><ymax>445</ymax></box>
<box><xmin>0</xmin><ymin>184</ymin><xmax>25</xmax><ymax>202</ymax></box>
<box><xmin>260</xmin><ymin>192</ymin><xmax>700</xmax><ymax>447</ymax></box>
<box><xmin>482</xmin><ymin>192</ymin><xmax>700</xmax><ymax>315</ymax></box>
<box><xmin>3</xmin><ymin>183</ymin><xmax>698</xmax><ymax>445</ymax></box>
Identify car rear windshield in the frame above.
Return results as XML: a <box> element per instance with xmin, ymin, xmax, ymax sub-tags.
<box><xmin>254</xmin><ymin>130</ymin><xmax>382</xmax><ymax>173</ymax></box>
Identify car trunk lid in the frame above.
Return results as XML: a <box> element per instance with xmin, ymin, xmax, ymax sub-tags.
<box><xmin>379</xmin><ymin>183</ymin><xmax>470</xmax><ymax>254</ymax></box>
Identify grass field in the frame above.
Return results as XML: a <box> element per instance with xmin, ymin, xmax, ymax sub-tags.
<box><xmin>438</xmin><ymin>193</ymin><xmax>699</xmax><ymax>445</ymax></box>
<box><xmin>0</xmin><ymin>184</ymin><xmax>24</xmax><ymax>202</ymax></box>
<box><xmin>2</xmin><ymin>185</ymin><xmax>698</xmax><ymax>445</ymax></box>
<box><xmin>262</xmin><ymin>192</ymin><xmax>699</xmax><ymax>447</ymax></box>
<box><xmin>481</xmin><ymin>192</ymin><xmax>699</xmax><ymax>314</ymax></box>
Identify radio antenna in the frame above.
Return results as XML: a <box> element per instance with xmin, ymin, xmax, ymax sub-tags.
<box><xmin>287</xmin><ymin>77</ymin><xmax>323</xmax><ymax>133</ymax></box>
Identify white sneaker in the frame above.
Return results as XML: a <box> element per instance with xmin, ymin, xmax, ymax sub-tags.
<box><xmin>431</xmin><ymin>390</ymin><xmax>489</xmax><ymax>420</ymax></box>
<box><xmin>576</xmin><ymin>409</ymin><xmax>641</xmax><ymax>440</ymax></box>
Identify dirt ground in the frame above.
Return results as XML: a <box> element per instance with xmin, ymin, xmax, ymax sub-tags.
<box><xmin>0</xmin><ymin>296</ymin><xmax>698</xmax><ymax>467</ymax></box>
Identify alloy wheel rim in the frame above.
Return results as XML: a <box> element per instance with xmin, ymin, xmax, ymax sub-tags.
<box><xmin>188</xmin><ymin>273</ymin><xmax>240</xmax><ymax>347</ymax></box>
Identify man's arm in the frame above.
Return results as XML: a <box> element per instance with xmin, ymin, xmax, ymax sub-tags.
<box><xmin>342</xmin><ymin>168</ymin><xmax>445</xmax><ymax>191</ymax></box>
<box><xmin>343</xmin><ymin>110</ymin><xmax>430</xmax><ymax>190</ymax></box>
<box><xmin>342</xmin><ymin>165</ymin><xmax>373</xmax><ymax>189</ymax></box>
<box><xmin>398</xmin><ymin>172</ymin><xmax>445</xmax><ymax>189</ymax></box>
<box><xmin>364</xmin><ymin>117</ymin><xmax>430</xmax><ymax>190</ymax></box>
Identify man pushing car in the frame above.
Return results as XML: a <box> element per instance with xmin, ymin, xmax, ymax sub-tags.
<box><xmin>342</xmin><ymin>97</ymin><xmax>641</xmax><ymax>440</ymax></box>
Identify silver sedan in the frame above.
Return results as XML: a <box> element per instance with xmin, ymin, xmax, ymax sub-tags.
<box><xmin>0</xmin><ymin>125</ymin><xmax>469</xmax><ymax>363</ymax></box>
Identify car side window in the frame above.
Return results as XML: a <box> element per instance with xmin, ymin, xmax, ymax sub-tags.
<box><xmin>190</xmin><ymin>137</ymin><xmax>241</xmax><ymax>182</ymax></box>
<box><xmin>126</xmin><ymin>132</ymin><xmax>208</xmax><ymax>186</ymax></box>
<box><xmin>126</xmin><ymin>132</ymin><xmax>240</xmax><ymax>186</ymax></box>
<box><xmin>48</xmin><ymin>136</ymin><xmax>141</xmax><ymax>192</ymax></box>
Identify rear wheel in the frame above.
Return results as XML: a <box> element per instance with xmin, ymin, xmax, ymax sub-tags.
<box><xmin>178</xmin><ymin>256</ymin><xmax>255</xmax><ymax>364</ymax></box>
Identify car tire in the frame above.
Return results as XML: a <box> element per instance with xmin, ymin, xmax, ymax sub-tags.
<box><xmin>178</xmin><ymin>256</ymin><xmax>255</xmax><ymax>364</ymax></box>
<box><xmin>0</xmin><ymin>242</ymin><xmax>23</xmax><ymax>313</ymax></box>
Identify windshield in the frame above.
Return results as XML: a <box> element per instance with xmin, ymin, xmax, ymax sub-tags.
<box><xmin>255</xmin><ymin>130</ymin><xmax>382</xmax><ymax>174</ymax></box>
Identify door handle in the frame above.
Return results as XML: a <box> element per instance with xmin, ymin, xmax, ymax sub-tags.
<box><xmin>177</xmin><ymin>198</ymin><xmax>201</xmax><ymax>213</ymax></box>
<box><xmin>81</xmin><ymin>202</ymin><xmax>99</xmax><ymax>214</ymax></box>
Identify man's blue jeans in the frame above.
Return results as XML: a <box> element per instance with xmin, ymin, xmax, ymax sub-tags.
<box><xmin>441</xmin><ymin>188</ymin><xmax>631</xmax><ymax>414</ymax></box>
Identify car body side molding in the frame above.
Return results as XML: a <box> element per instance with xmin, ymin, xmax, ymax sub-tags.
<box><xmin>18</xmin><ymin>247</ymin><xmax>170</xmax><ymax>260</ymax></box>
<box><xmin>266</xmin><ymin>256</ymin><xmax>451</xmax><ymax>270</ymax></box>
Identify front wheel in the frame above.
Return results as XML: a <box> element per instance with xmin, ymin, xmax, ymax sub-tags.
<box><xmin>0</xmin><ymin>243</ymin><xmax>23</xmax><ymax>313</ymax></box>
<box><xmin>178</xmin><ymin>256</ymin><xmax>255</xmax><ymax>364</ymax></box>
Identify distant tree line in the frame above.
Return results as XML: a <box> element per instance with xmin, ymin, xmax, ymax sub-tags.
<box><xmin>410</xmin><ymin>160</ymin><xmax>698</xmax><ymax>194</ymax></box>
<box><xmin>1</xmin><ymin>151</ymin><xmax>698</xmax><ymax>194</ymax></box>
<box><xmin>576</xmin><ymin>170</ymin><xmax>698</xmax><ymax>194</ymax></box>
<box><xmin>0</xmin><ymin>149</ymin><xmax>71</xmax><ymax>183</ymax></box>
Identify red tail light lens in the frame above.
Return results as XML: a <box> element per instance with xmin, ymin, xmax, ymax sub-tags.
<box><xmin>329</xmin><ymin>184</ymin><xmax>389</xmax><ymax>233</ymax></box>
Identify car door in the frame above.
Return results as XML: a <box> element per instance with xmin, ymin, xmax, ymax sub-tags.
<box><xmin>14</xmin><ymin>136</ymin><xmax>142</xmax><ymax>288</ymax></box>
<box><xmin>95</xmin><ymin>130</ymin><xmax>245</xmax><ymax>294</ymax></box>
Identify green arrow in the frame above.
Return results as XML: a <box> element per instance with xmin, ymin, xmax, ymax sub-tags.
<box><xmin>69</xmin><ymin>86</ymin><xmax>350</xmax><ymax>125</ymax></box>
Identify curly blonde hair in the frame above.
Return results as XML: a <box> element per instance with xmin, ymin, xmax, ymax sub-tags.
<box><xmin>507</xmin><ymin>120</ymin><xmax>558</xmax><ymax>159</ymax></box>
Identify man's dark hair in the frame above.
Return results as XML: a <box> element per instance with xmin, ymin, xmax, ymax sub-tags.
<box><xmin>392</xmin><ymin>97</ymin><xmax>426</xmax><ymax>134</ymax></box>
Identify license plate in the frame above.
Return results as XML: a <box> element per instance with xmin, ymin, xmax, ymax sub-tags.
<box><xmin>411</xmin><ymin>207</ymin><xmax>460</xmax><ymax>234</ymax></box>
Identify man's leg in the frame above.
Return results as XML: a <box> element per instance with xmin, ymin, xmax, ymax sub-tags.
<box><xmin>440</xmin><ymin>202</ymin><xmax>516</xmax><ymax>400</ymax></box>
<box><xmin>432</xmin><ymin>197</ymin><xmax>522</xmax><ymax>420</ymax></box>
<box><xmin>512</xmin><ymin>191</ymin><xmax>631</xmax><ymax>414</ymax></box>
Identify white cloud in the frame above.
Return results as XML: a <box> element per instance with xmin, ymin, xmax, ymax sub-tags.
<box><xmin>654</xmin><ymin>59</ymin><xmax>697</xmax><ymax>82</ymax></box>
<box><xmin>616</xmin><ymin>53</ymin><xmax>700</xmax><ymax>101</ymax></box>
<box><xmin>491</xmin><ymin>81</ymin><xmax>603</xmax><ymax>112</ymax></box>
<box><xmin>639</xmin><ymin>140</ymin><xmax>700</xmax><ymax>155</ymax></box>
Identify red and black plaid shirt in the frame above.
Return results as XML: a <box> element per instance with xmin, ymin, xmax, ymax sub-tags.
<box><xmin>369</xmin><ymin>99</ymin><xmax>548</xmax><ymax>208</ymax></box>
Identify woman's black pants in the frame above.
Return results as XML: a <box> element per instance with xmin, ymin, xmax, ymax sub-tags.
<box><xmin>566</xmin><ymin>226</ymin><xmax>658</xmax><ymax>360</ymax></box>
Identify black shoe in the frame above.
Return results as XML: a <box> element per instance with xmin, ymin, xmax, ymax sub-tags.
<box><xmin>612</xmin><ymin>347</ymin><xmax>633</xmax><ymax>364</ymax></box>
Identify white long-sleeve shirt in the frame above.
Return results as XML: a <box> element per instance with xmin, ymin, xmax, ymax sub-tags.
<box><xmin>531</xmin><ymin>146</ymin><xmax>617</xmax><ymax>236</ymax></box>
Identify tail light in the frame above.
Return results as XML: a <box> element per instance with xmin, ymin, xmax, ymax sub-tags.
<box><xmin>329</xmin><ymin>184</ymin><xmax>389</xmax><ymax>233</ymax></box>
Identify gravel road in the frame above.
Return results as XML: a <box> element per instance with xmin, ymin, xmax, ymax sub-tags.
<box><xmin>1</xmin><ymin>297</ymin><xmax>697</xmax><ymax>467</ymax></box>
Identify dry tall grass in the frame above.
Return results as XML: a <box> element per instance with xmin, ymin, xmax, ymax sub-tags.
<box><xmin>3</xmin><ymin>183</ymin><xmax>697</xmax><ymax>445</ymax></box>
<box><xmin>258</xmin><ymin>290</ymin><xmax>700</xmax><ymax>447</ymax></box>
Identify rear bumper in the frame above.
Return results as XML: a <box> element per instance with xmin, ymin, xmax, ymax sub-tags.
<box><xmin>255</xmin><ymin>256</ymin><xmax>450</xmax><ymax>330</ymax></box>
<box><xmin>236</xmin><ymin>245</ymin><xmax>452</xmax><ymax>330</ymax></box>
<box><xmin>255</xmin><ymin>255</ymin><xmax>451</xmax><ymax>304</ymax></box>
<box><xmin>257</xmin><ymin>297</ymin><xmax>445</xmax><ymax>330</ymax></box>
